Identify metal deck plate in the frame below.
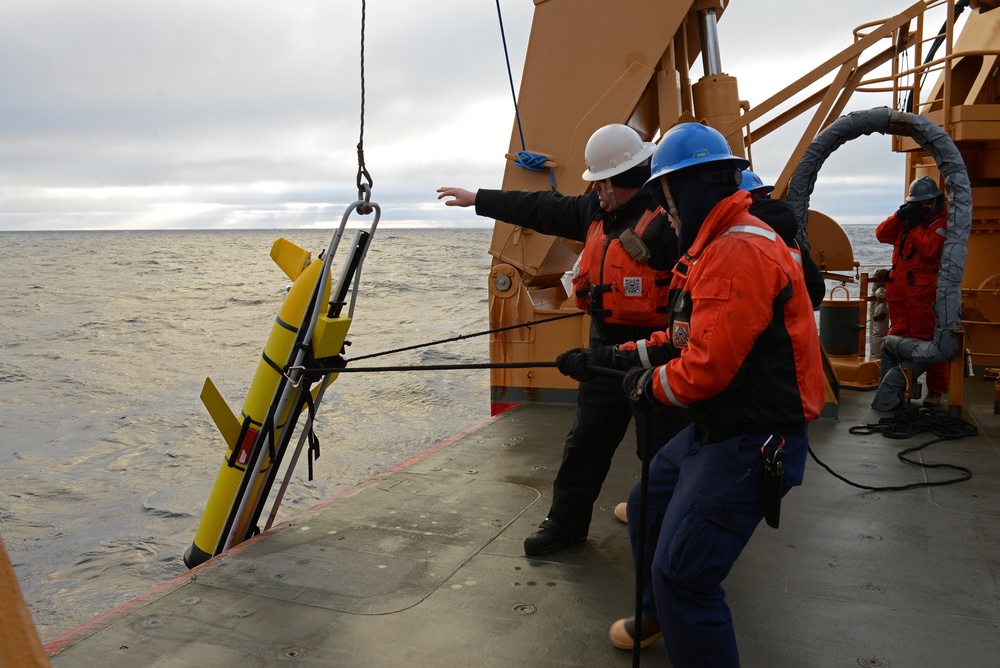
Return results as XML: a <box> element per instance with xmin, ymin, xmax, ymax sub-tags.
<box><xmin>48</xmin><ymin>390</ymin><xmax>1000</xmax><ymax>667</ymax></box>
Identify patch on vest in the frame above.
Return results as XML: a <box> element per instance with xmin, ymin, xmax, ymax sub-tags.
<box><xmin>672</xmin><ymin>321</ymin><xmax>690</xmax><ymax>347</ymax></box>
<box><xmin>623</xmin><ymin>276</ymin><xmax>642</xmax><ymax>297</ymax></box>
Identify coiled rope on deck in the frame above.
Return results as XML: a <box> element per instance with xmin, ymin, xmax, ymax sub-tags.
<box><xmin>809</xmin><ymin>406</ymin><xmax>977</xmax><ymax>492</ymax></box>
<box><xmin>848</xmin><ymin>406</ymin><xmax>978</xmax><ymax>441</ymax></box>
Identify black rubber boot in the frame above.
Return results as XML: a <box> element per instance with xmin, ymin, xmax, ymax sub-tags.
<box><xmin>523</xmin><ymin>528</ymin><xmax>584</xmax><ymax>556</ymax></box>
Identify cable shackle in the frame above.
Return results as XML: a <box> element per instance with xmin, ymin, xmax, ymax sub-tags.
<box><xmin>356</xmin><ymin>176</ymin><xmax>373</xmax><ymax>215</ymax></box>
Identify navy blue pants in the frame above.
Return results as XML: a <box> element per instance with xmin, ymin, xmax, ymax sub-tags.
<box><xmin>625</xmin><ymin>424</ymin><xmax>807</xmax><ymax>667</ymax></box>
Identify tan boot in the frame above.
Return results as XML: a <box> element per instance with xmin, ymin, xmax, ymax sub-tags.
<box><xmin>613</xmin><ymin>502</ymin><xmax>628</xmax><ymax>524</ymax></box>
<box><xmin>609</xmin><ymin>614</ymin><xmax>662</xmax><ymax>650</ymax></box>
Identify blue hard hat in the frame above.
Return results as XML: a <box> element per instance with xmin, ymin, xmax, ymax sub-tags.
<box><xmin>739</xmin><ymin>169</ymin><xmax>774</xmax><ymax>195</ymax></box>
<box><xmin>647</xmin><ymin>123</ymin><xmax>750</xmax><ymax>186</ymax></box>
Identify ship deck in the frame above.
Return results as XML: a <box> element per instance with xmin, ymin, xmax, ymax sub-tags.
<box><xmin>46</xmin><ymin>379</ymin><xmax>1000</xmax><ymax>667</ymax></box>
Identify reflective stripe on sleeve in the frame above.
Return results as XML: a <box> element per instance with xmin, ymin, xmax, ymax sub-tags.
<box><xmin>656</xmin><ymin>366</ymin><xmax>689</xmax><ymax>408</ymax></box>
<box><xmin>637</xmin><ymin>340</ymin><xmax>652</xmax><ymax>369</ymax></box>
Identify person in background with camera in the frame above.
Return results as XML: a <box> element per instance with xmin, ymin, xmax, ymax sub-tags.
<box><xmin>875</xmin><ymin>176</ymin><xmax>949</xmax><ymax>407</ymax></box>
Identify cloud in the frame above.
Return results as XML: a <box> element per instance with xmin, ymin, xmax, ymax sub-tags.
<box><xmin>0</xmin><ymin>0</ymin><xmax>937</xmax><ymax>230</ymax></box>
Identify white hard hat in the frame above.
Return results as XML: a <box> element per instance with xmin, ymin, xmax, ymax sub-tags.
<box><xmin>581</xmin><ymin>124</ymin><xmax>656</xmax><ymax>182</ymax></box>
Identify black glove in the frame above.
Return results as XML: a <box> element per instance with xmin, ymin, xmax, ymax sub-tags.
<box><xmin>622</xmin><ymin>366</ymin><xmax>658</xmax><ymax>411</ymax></box>
<box><xmin>896</xmin><ymin>202</ymin><xmax>923</xmax><ymax>229</ymax></box>
<box><xmin>556</xmin><ymin>348</ymin><xmax>596</xmax><ymax>382</ymax></box>
<box><xmin>556</xmin><ymin>346</ymin><xmax>620</xmax><ymax>381</ymax></box>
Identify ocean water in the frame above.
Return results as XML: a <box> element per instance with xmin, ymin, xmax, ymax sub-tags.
<box><xmin>0</xmin><ymin>223</ymin><xmax>890</xmax><ymax>643</ymax></box>
<box><xmin>822</xmin><ymin>222</ymin><xmax>894</xmax><ymax>297</ymax></box>
<box><xmin>0</xmin><ymin>227</ymin><xmax>496</xmax><ymax>641</ymax></box>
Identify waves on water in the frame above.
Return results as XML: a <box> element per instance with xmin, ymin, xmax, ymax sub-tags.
<box><xmin>0</xmin><ymin>228</ymin><xmax>495</xmax><ymax>640</ymax></box>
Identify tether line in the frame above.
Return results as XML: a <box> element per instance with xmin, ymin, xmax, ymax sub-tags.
<box><xmin>323</xmin><ymin>361</ymin><xmax>556</xmax><ymax>373</ymax></box>
<box><xmin>297</xmin><ymin>360</ymin><xmax>626</xmax><ymax>379</ymax></box>
<box><xmin>349</xmin><ymin>311</ymin><xmax>584</xmax><ymax>362</ymax></box>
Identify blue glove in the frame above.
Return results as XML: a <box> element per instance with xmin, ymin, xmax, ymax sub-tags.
<box><xmin>623</xmin><ymin>366</ymin><xmax>658</xmax><ymax>410</ymax></box>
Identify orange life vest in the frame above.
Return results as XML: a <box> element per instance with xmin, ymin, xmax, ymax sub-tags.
<box><xmin>571</xmin><ymin>206</ymin><xmax>673</xmax><ymax>327</ymax></box>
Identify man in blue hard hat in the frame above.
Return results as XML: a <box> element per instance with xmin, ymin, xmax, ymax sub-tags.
<box><xmin>739</xmin><ymin>168</ymin><xmax>774</xmax><ymax>199</ymax></box>
<box><xmin>607</xmin><ymin>123</ymin><xmax>825</xmax><ymax>666</ymax></box>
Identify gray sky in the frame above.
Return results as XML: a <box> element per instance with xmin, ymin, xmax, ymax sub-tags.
<box><xmin>0</xmin><ymin>0</ymin><xmax>946</xmax><ymax>231</ymax></box>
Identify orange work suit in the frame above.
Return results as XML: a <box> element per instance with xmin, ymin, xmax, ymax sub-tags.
<box><xmin>875</xmin><ymin>205</ymin><xmax>949</xmax><ymax>394</ymax></box>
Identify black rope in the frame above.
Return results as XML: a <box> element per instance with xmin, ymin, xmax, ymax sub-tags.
<box><xmin>810</xmin><ymin>406</ymin><xmax>976</xmax><ymax>492</ymax></box>
<box><xmin>848</xmin><ymin>406</ymin><xmax>977</xmax><ymax>441</ymax></box>
<box><xmin>313</xmin><ymin>361</ymin><xmax>557</xmax><ymax>373</ymax></box>
<box><xmin>292</xmin><ymin>360</ymin><xmax>627</xmax><ymax>378</ymax></box>
<box><xmin>298</xmin><ymin>387</ymin><xmax>321</xmax><ymax>482</ymax></box>
<box><xmin>495</xmin><ymin>0</ymin><xmax>526</xmax><ymax>153</ymax></box>
<box><xmin>349</xmin><ymin>311</ymin><xmax>584</xmax><ymax>362</ymax></box>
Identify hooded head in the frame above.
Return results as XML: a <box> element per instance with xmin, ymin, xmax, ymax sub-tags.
<box><xmin>645</xmin><ymin>123</ymin><xmax>749</xmax><ymax>253</ymax></box>
<box><xmin>748</xmin><ymin>197</ymin><xmax>797</xmax><ymax>246</ymax></box>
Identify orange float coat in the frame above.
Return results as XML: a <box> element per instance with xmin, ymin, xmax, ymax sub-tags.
<box><xmin>475</xmin><ymin>187</ymin><xmax>677</xmax><ymax>338</ymax></box>
<box><xmin>875</xmin><ymin>204</ymin><xmax>948</xmax><ymax>393</ymax></box>
<box><xmin>621</xmin><ymin>191</ymin><xmax>825</xmax><ymax>433</ymax></box>
<box><xmin>570</xmin><ymin>206</ymin><xmax>673</xmax><ymax>327</ymax></box>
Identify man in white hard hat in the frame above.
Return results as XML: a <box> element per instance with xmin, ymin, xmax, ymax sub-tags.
<box><xmin>437</xmin><ymin>123</ymin><xmax>687</xmax><ymax>556</ymax></box>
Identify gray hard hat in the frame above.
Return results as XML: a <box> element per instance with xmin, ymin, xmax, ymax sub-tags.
<box><xmin>906</xmin><ymin>176</ymin><xmax>943</xmax><ymax>202</ymax></box>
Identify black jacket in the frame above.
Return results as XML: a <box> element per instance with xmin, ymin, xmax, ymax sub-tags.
<box><xmin>749</xmin><ymin>198</ymin><xmax>826</xmax><ymax>308</ymax></box>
